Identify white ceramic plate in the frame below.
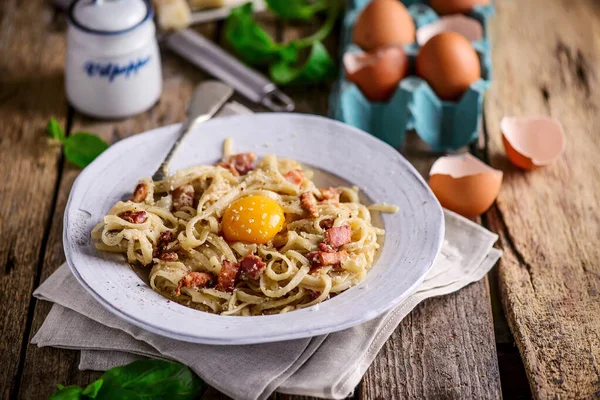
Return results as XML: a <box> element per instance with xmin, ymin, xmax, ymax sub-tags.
<box><xmin>64</xmin><ymin>113</ymin><xmax>444</xmax><ymax>345</ymax></box>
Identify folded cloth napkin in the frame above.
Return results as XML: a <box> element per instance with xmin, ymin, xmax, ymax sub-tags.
<box><xmin>32</xmin><ymin>102</ymin><xmax>502</xmax><ymax>400</ymax></box>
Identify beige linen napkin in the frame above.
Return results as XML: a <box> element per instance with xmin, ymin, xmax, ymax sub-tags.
<box><xmin>31</xmin><ymin>102</ymin><xmax>502</xmax><ymax>399</ymax></box>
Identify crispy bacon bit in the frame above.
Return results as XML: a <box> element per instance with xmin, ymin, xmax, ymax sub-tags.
<box><xmin>217</xmin><ymin>152</ymin><xmax>257</xmax><ymax>176</ymax></box>
<box><xmin>239</xmin><ymin>254</ymin><xmax>266</xmax><ymax>281</ymax></box>
<box><xmin>171</xmin><ymin>184</ymin><xmax>194</xmax><ymax>211</ymax></box>
<box><xmin>319</xmin><ymin>218</ymin><xmax>335</xmax><ymax>230</ymax></box>
<box><xmin>131</xmin><ymin>183</ymin><xmax>148</xmax><ymax>203</ymax></box>
<box><xmin>156</xmin><ymin>231</ymin><xmax>173</xmax><ymax>255</ymax></box>
<box><xmin>216</xmin><ymin>259</ymin><xmax>241</xmax><ymax>293</ymax></box>
<box><xmin>284</xmin><ymin>169</ymin><xmax>304</xmax><ymax>185</ymax></box>
<box><xmin>300</xmin><ymin>192</ymin><xmax>319</xmax><ymax>218</ymax></box>
<box><xmin>306</xmin><ymin>289</ymin><xmax>321</xmax><ymax>299</ymax></box>
<box><xmin>160</xmin><ymin>252</ymin><xmax>179</xmax><ymax>262</ymax></box>
<box><xmin>325</xmin><ymin>225</ymin><xmax>352</xmax><ymax>248</ymax></box>
<box><xmin>306</xmin><ymin>250</ymin><xmax>348</xmax><ymax>266</ymax></box>
<box><xmin>118</xmin><ymin>210</ymin><xmax>148</xmax><ymax>224</ymax></box>
<box><xmin>176</xmin><ymin>272</ymin><xmax>216</xmax><ymax>296</ymax></box>
<box><xmin>319</xmin><ymin>187</ymin><xmax>342</xmax><ymax>204</ymax></box>
<box><xmin>318</xmin><ymin>242</ymin><xmax>336</xmax><ymax>253</ymax></box>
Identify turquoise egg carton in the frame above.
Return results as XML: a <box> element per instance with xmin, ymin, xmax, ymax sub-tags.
<box><xmin>329</xmin><ymin>1</ymin><xmax>495</xmax><ymax>151</ymax></box>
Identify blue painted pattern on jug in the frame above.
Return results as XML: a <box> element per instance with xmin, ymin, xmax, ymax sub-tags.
<box><xmin>83</xmin><ymin>56</ymin><xmax>151</xmax><ymax>82</ymax></box>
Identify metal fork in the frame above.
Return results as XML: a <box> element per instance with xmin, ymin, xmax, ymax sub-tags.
<box><xmin>151</xmin><ymin>81</ymin><xmax>234</xmax><ymax>182</ymax></box>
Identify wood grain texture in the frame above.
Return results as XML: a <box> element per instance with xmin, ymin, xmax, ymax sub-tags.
<box><xmin>484</xmin><ymin>0</ymin><xmax>600</xmax><ymax>397</ymax></box>
<box><xmin>361</xmin><ymin>281</ymin><xmax>501</xmax><ymax>399</ymax></box>
<box><xmin>15</xmin><ymin>22</ymin><xmax>217</xmax><ymax>400</ymax></box>
<box><xmin>360</xmin><ymin>134</ymin><xmax>501</xmax><ymax>399</ymax></box>
<box><xmin>0</xmin><ymin>1</ymin><xmax>67</xmax><ymax>398</ymax></box>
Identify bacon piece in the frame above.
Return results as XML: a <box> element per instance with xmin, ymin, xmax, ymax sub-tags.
<box><xmin>157</xmin><ymin>230</ymin><xmax>173</xmax><ymax>250</ymax></box>
<box><xmin>176</xmin><ymin>272</ymin><xmax>216</xmax><ymax>296</ymax></box>
<box><xmin>160</xmin><ymin>252</ymin><xmax>178</xmax><ymax>262</ymax></box>
<box><xmin>325</xmin><ymin>225</ymin><xmax>352</xmax><ymax>248</ymax></box>
<box><xmin>318</xmin><ymin>242</ymin><xmax>336</xmax><ymax>253</ymax></box>
<box><xmin>217</xmin><ymin>152</ymin><xmax>257</xmax><ymax>176</ymax></box>
<box><xmin>131</xmin><ymin>183</ymin><xmax>148</xmax><ymax>203</ymax></box>
<box><xmin>300</xmin><ymin>192</ymin><xmax>319</xmax><ymax>218</ymax></box>
<box><xmin>306</xmin><ymin>250</ymin><xmax>348</xmax><ymax>266</ymax></box>
<box><xmin>319</xmin><ymin>218</ymin><xmax>334</xmax><ymax>230</ymax></box>
<box><xmin>319</xmin><ymin>187</ymin><xmax>342</xmax><ymax>204</ymax></box>
<box><xmin>284</xmin><ymin>169</ymin><xmax>304</xmax><ymax>185</ymax></box>
<box><xmin>239</xmin><ymin>254</ymin><xmax>266</xmax><ymax>281</ymax></box>
<box><xmin>216</xmin><ymin>259</ymin><xmax>241</xmax><ymax>293</ymax></box>
<box><xmin>171</xmin><ymin>184</ymin><xmax>194</xmax><ymax>211</ymax></box>
<box><xmin>118</xmin><ymin>210</ymin><xmax>147</xmax><ymax>224</ymax></box>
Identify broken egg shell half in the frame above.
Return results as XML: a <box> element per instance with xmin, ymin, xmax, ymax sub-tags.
<box><xmin>344</xmin><ymin>45</ymin><xmax>409</xmax><ymax>102</ymax></box>
<box><xmin>416</xmin><ymin>14</ymin><xmax>484</xmax><ymax>46</ymax></box>
<box><xmin>429</xmin><ymin>153</ymin><xmax>503</xmax><ymax>218</ymax></box>
<box><xmin>500</xmin><ymin>116</ymin><xmax>566</xmax><ymax>170</ymax></box>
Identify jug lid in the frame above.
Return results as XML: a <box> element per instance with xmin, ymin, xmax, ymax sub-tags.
<box><xmin>68</xmin><ymin>0</ymin><xmax>152</xmax><ymax>34</ymax></box>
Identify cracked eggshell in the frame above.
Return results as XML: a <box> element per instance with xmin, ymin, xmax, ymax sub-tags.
<box><xmin>344</xmin><ymin>45</ymin><xmax>409</xmax><ymax>102</ymax></box>
<box><xmin>429</xmin><ymin>153</ymin><xmax>502</xmax><ymax>218</ymax></box>
<box><xmin>416</xmin><ymin>14</ymin><xmax>483</xmax><ymax>46</ymax></box>
<box><xmin>501</xmin><ymin>116</ymin><xmax>566</xmax><ymax>169</ymax></box>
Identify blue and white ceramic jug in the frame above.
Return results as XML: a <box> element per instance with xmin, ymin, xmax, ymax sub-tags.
<box><xmin>66</xmin><ymin>0</ymin><xmax>162</xmax><ymax>118</ymax></box>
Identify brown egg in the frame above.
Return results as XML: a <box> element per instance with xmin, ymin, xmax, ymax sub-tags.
<box><xmin>416</xmin><ymin>32</ymin><xmax>480</xmax><ymax>101</ymax></box>
<box><xmin>344</xmin><ymin>45</ymin><xmax>409</xmax><ymax>102</ymax></box>
<box><xmin>429</xmin><ymin>153</ymin><xmax>502</xmax><ymax>218</ymax></box>
<box><xmin>429</xmin><ymin>0</ymin><xmax>491</xmax><ymax>15</ymax></box>
<box><xmin>353</xmin><ymin>0</ymin><xmax>416</xmax><ymax>51</ymax></box>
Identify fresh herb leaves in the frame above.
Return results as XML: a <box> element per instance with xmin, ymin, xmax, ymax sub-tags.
<box><xmin>265</xmin><ymin>0</ymin><xmax>329</xmax><ymax>21</ymax></box>
<box><xmin>225</xmin><ymin>0</ymin><xmax>341</xmax><ymax>85</ymax></box>
<box><xmin>270</xmin><ymin>42</ymin><xmax>336</xmax><ymax>85</ymax></box>
<box><xmin>49</xmin><ymin>360</ymin><xmax>206</xmax><ymax>400</ymax></box>
<box><xmin>225</xmin><ymin>3</ymin><xmax>287</xmax><ymax>65</ymax></box>
<box><xmin>49</xmin><ymin>385</ymin><xmax>83</xmax><ymax>400</ymax></box>
<box><xmin>46</xmin><ymin>117</ymin><xmax>109</xmax><ymax>168</ymax></box>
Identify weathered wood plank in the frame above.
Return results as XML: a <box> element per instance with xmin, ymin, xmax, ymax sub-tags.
<box><xmin>484</xmin><ymin>0</ymin><xmax>600</xmax><ymax>397</ymax></box>
<box><xmin>360</xmin><ymin>133</ymin><xmax>501</xmax><ymax>399</ymax></box>
<box><xmin>0</xmin><ymin>1</ymin><xmax>68</xmax><ymax>398</ymax></box>
<box><xmin>362</xmin><ymin>281</ymin><xmax>501</xmax><ymax>399</ymax></box>
<box><xmin>16</xmin><ymin>22</ymin><xmax>217</xmax><ymax>399</ymax></box>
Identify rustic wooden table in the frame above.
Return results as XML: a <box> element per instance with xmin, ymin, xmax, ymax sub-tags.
<box><xmin>1</xmin><ymin>0</ymin><xmax>599</xmax><ymax>399</ymax></box>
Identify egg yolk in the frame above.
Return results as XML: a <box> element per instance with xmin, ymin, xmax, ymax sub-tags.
<box><xmin>222</xmin><ymin>196</ymin><xmax>285</xmax><ymax>244</ymax></box>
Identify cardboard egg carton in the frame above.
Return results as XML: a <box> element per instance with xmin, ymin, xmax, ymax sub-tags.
<box><xmin>329</xmin><ymin>1</ymin><xmax>494</xmax><ymax>151</ymax></box>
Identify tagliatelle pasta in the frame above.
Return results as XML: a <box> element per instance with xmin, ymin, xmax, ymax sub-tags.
<box><xmin>92</xmin><ymin>138</ymin><xmax>396</xmax><ymax>316</ymax></box>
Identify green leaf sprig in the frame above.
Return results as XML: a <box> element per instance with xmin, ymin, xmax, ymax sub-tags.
<box><xmin>224</xmin><ymin>0</ymin><xmax>341</xmax><ymax>86</ymax></box>
<box><xmin>49</xmin><ymin>360</ymin><xmax>206</xmax><ymax>400</ymax></box>
<box><xmin>46</xmin><ymin>118</ymin><xmax>109</xmax><ymax>168</ymax></box>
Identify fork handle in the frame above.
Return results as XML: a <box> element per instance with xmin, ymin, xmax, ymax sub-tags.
<box><xmin>151</xmin><ymin>118</ymin><xmax>195</xmax><ymax>182</ymax></box>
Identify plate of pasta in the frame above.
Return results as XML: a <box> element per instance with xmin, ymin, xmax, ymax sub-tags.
<box><xmin>64</xmin><ymin>113</ymin><xmax>444</xmax><ymax>344</ymax></box>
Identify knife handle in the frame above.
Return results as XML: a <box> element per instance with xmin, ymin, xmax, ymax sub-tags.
<box><xmin>165</xmin><ymin>29</ymin><xmax>295</xmax><ymax>112</ymax></box>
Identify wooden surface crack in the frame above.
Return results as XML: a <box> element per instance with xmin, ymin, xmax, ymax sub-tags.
<box><xmin>3</xmin><ymin>239</ymin><xmax>16</xmax><ymax>275</ymax></box>
<box><xmin>556</xmin><ymin>40</ymin><xmax>593</xmax><ymax>99</ymax></box>
<box><xmin>491</xmin><ymin>205</ymin><xmax>536</xmax><ymax>292</ymax></box>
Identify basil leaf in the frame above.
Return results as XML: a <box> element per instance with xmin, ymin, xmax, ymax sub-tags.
<box><xmin>270</xmin><ymin>41</ymin><xmax>336</xmax><ymax>85</ymax></box>
<box><xmin>49</xmin><ymin>385</ymin><xmax>83</xmax><ymax>400</ymax></box>
<box><xmin>225</xmin><ymin>2</ymin><xmax>294</xmax><ymax>65</ymax></box>
<box><xmin>266</xmin><ymin>0</ymin><xmax>328</xmax><ymax>21</ymax></box>
<box><xmin>64</xmin><ymin>132</ymin><xmax>109</xmax><ymax>168</ymax></box>
<box><xmin>82</xmin><ymin>379</ymin><xmax>103</xmax><ymax>398</ymax></box>
<box><xmin>94</xmin><ymin>360</ymin><xmax>205</xmax><ymax>400</ymax></box>
<box><xmin>46</xmin><ymin>117</ymin><xmax>66</xmax><ymax>143</ymax></box>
